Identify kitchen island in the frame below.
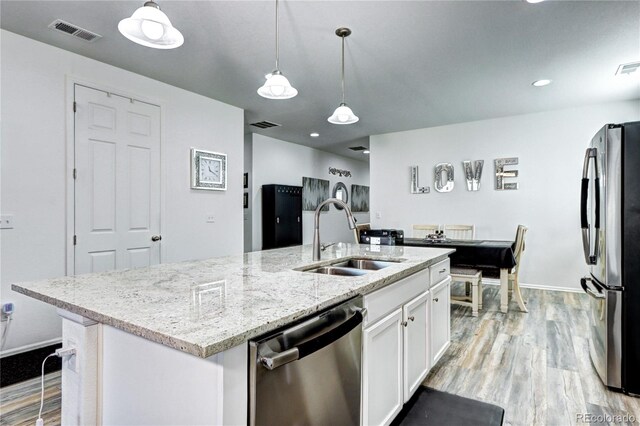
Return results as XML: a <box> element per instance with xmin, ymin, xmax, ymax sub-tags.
<box><xmin>13</xmin><ymin>243</ymin><xmax>453</xmax><ymax>425</ymax></box>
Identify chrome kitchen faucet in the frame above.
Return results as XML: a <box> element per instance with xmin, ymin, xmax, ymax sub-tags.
<box><xmin>313</xmin><ymin>198</ymin><xmax>357</xmax><ymax>261</ymax></box>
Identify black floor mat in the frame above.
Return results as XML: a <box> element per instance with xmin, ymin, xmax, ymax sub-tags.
<box><xmin>391</xmin><ymin>387</ymin><xmax>505</xmax><ymax>426</ymax></box>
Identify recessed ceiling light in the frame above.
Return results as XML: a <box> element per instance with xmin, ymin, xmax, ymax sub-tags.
<box><xmin>526</xmin><ymin>0</ymin><xmax>545</xmax><ymax>3</ymax></box>
<box><xmin>532</xmin><ymin>79</ymin><xmax>552</xmax><ymax>87</ymax></box>
<box><xmin>363</xmin><ymin>150</ymin><xmax>370</xmax><ymax>154</ymax></box>
<box><xmin>310</xmin><ymin>132</ymin><xmax>319</xmax><ymax>138</ymax></box>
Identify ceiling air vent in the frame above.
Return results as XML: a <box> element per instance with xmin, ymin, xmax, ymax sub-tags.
<box><xmin>250</xmin><ymin>121</ymin><xmax>281</xmax><ymax>129</ymax></box>
<box><xmin>48</xmin><ymin>19</ymin><xmax>102</xmax><ymax>42</ymax></box>
<box><xmin>616</xmin><ymin>61</ymin><xmax>640</xmax><ymax>76</ymax></box>
<box><xmin>349</xmin><ymin>146</ymin><xmax>368</xmax><ymax>151</ymax></box>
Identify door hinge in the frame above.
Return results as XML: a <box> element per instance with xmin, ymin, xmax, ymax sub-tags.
<box><xmin>73</xmin><ymin>168</ymin><xmax>77</xmax><ymax>179</ymax></box>
<box><xmin>73</xmin><ymin>101</ymin><xmax>77</xmax><ymax>113</ymax></box>
<box><xmin>73</xmin><ymin>235</ymin><xmax>77</xmax><ymax>245</ymax></box>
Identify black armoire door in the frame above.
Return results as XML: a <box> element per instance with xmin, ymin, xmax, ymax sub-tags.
<box><xmin>262</xmin><ymin>185</ymin><xmax>302</xmax><ymax>249</ymax></box>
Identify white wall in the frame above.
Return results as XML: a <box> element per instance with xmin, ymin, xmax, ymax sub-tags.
<box><xmin>0</xmin><ymin>30</ymin><xmax>244</xmax><ymax>355</ymax></box>
<box><xmin>243</xmin><ymin>133</ymin><xmax>253</xmax><ymax>252</ymax></box>
<box><xmin>370</xmin><ymin>100</ymin><xmax>640</xmax><ymax>290</ymax></box>
<box><xmin>250</xmin><ymin>134</ymin><xmax>370</xmax><ymax>251</ymax></box>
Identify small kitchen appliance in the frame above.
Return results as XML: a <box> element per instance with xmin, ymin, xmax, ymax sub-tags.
<box><xmin>359</xmin><ymin>228</ymin><xmax>404</xmax><ymax>245</ymax></box>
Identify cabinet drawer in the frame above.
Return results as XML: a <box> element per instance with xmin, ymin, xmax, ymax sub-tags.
<box><xmin>429</xmin><ymin>258</ymin><xmax>450</xmax><ymax>287</ymax></box>
<box><xmin>364</xmin><ymin>268</ymin><xmax>430</xmax><ymax>327</ymax></box>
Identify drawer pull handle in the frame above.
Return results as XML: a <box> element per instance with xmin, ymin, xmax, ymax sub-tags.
<box><xmin>439</xmin><ymin>268</ymin><xmax>447</xmax><ymax>273</ymax></box>
<box><xmin>434</xmin><ymin>298</ymin><xmax>439</xmax><ymax>302</ymax></box>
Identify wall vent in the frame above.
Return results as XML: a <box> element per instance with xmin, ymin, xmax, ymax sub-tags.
<box><xmin>250</xmin><ymin>121</ymin><xmax>281</xmax><ymax>129</ymax></box>
<box><xmin>349</xmin><ymin>146</ymin><xmax>368</xmax><ymax>151</ymax></box>
<box><xmin>616</xmin><ymin>61</ymin><xmax>640</xmax><ymax>76</ymax></box>
<box><xmin>48</xmin><ymin>19</ymin><xmax>102</xmax><ymax>42</ymax></box>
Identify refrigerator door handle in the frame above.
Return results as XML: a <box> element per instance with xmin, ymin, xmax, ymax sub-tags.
<box><xmin>581</xmin><ymin>148</ymin><xmax>599</xmax><ymax>265</ymax></box>
<box><xmin>580</xmin><ymin>277</ymin><xmax>605</xmax><ymax>300</ymax></box>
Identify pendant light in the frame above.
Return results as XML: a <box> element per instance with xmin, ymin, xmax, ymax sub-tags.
<box><xmin>118</xmin><ymin>1</ymin><xmax>184</xmax><ymax>49</ymax></box>
<box><xmin>258</xmin><ymin>0</ymin><xmax>298</xmax><ymax>99</ymax></box>
<box><xmin>328</xmin><ymin>28</ymin><xmax>359</xmax><ymax>125</ymax></box>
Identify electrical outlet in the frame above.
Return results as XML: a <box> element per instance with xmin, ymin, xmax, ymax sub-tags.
<box><xmin>375</xmin><ymin>212</ymin><xmax>382</xmax><ymax>219</ymax></box>
<box><xmin>1</xmin><ymin>302</ymin><xmax>14</xmax><ymax>321</ymax></box>
<box><xmin>0</xmin><ymin>215</ymin><xmax>14</xmax><ymax>229</ymax></box>
<box><xmin>64</xmin><ymin>339</ymin><xmax>78</xmax><ymax>372</ymax></box>
<box><xmin>206</xmin><ymin>215</ymin><xmax>215</xmax><ymax>223</ymax></box>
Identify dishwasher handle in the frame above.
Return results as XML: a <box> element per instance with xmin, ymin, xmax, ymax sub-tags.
<box><xmin>260</xmin><ymin>307</ymin><xmax>365</xmax><ymax>371</ymax></box>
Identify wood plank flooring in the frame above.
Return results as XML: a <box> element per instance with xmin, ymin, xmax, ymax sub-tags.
<box><xmin>0</xmin><ymin>370</ymin><xmax>61</xmax><ymax>426</ymax></box>
<box><xmin>1</xmin><ymin>287</ymin><xmax>638</xmax><ymax>425</ymax></box>
<box><xmin>424</xmin><ymin>286</ymin><xmax>640</xmax><ymax>425</ymax></box>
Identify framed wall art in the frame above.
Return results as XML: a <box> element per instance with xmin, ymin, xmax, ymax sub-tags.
<box><xmin>191</xmin><ymin>148</ymin><xmax>227</xmax><ymax>191</ymax></box>
<box><xmin>302</xmin><ymin>177</ymin><xmax>330</xmax><ymax>211</ymax></box>
<box><xmin>351</xmin><ymin>184</ymin><xmax>370</xmax><ymax>212</ymax></box>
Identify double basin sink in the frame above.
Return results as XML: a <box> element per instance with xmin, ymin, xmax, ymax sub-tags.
<box><xmin>304</xmin><ymin>258</ymin><xmax>402</xmax><ymax>277</ymax></box>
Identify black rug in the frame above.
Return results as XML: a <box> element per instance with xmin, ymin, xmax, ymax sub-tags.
<box><xmin>0</xmin><ymin>343</ymin><xmax>62</xmax><ymax>387</ymax></box>
<box><xmin>391</xmin><ymin>387</ymin><xmax>505</xmax><ymax>426</ymax></box>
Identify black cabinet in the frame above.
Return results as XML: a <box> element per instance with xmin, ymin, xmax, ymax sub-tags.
<box><xmin>262</xmin><ymin>185</ymin><xmax>303</xmax><ymax>250</ymax></box>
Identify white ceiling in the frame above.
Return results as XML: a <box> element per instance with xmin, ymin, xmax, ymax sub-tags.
<box><xmin>2</xmin><ymin>1</ymin><xmax>639</xmax><ymax>160</ymax></box>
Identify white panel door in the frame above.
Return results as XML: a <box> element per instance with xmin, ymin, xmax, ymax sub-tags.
<box><xmin>403</xmin><ymin>290</ymin><xmax>430</xmax><ymax>402</ymax></box>
<box><xmin>362</xmin><ymin>308</ymin><xmax>403</xmax><ymax>426</ymax></box>
<box><xmin>74</xmin><ymin>85</ymin><xmax>161</xmax><ymax>274</ymax></box>
<box><xmin>430</xmin><ymin>277</ymin><xmax>451</xmax><ymax>366</ymax></box>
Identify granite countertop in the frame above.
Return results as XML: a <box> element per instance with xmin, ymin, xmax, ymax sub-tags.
<box><xmin>12</xmin><ymin>243</ymin><xmax>453</xmax><ymax>358</ymax></box>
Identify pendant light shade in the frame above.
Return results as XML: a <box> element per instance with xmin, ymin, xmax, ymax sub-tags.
<box><xmin>118</xmin><ymin>1</ymin><xmax>184</xmax><ymax>49</ymax></box>
<box><xmin>328</xmin><ymin>28</ymin><xmax>358</xmax><ymax>125</ymax></box>
<box><xmin>258</xmin><ymin>70</ymin><xmax>298</xmax><ymax>99</ymax></box>
<box><xmin>258</xmin><ymin>0</ymin><xmax>298</xmax><ymax>99</ymax></box>
<box><xmin>328</xmin><ymin>103</ymin><xmax>359</xmax><ymax>125</ymax></box>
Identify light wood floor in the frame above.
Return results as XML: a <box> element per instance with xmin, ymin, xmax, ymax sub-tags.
<box><xmin>1</xmin><ymin>288</ymin><xmax>639</xmax><ymax>425</ymax></box>
<box><xmin>424</xmin><ymin>286</ymin><xmax>640</xmax><ymax>425</ymax></box>
<box><xmin>0</xmin><ymin>370</ymin><xmax>61</xmax><ymax>426</ymax></box>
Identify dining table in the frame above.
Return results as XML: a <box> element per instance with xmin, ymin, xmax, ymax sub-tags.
<box><xmin>400</xmin><ymin>238</ymin><xmax>527</xmax><ymax>313</ymax></box>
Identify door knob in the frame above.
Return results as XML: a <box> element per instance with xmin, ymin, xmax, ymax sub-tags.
<box><xmin>408</xmin><ymin>316</ymin><xmax>415</xmax><ymax>322</ymax></box>
<box><xmin>434</xmin><ymin>298</ymin><xmax>439</xmax><ymax>302</ymax></box>
<box><xmin>151</xmin><ymin>235</ymin><xmax>162</xmax><ymax>242</ymax></box>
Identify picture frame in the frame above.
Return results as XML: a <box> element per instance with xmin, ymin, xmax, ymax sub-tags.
<box><xmin>191</xmin><ymin>148</ymin><xmax>227</xmax><ymax>191</ymax></box>
<box><xmin>243</xmin><ymin>192</ymin><xmax>249</xmax><ymax>209</ymax></box>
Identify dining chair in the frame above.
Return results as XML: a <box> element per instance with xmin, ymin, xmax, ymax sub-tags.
<box><xmin>450</xmin><ymin>267</ymin><xmax>483</xmax><ymax>317</ymax></box>
<box><xmin>353</xmin><ymin>223</ymin><xmax>371</xmax><ymax>243</ymax></box>
<box><xmin>412</xmin><ymin>224</ymin><xmax>440</xmax><ymax>238</ymax></box>
<box><xmin>443</xmin><ymin>224</ymin><xmax>475</xmax><ymax>240</ymax></box>
<box><xmin>509</xmin><ymin>225</ymin><xmax>528</xmax><ymax>312</ymax></box>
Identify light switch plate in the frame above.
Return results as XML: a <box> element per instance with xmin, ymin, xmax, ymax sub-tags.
<box><xmin>0</xmin><ymin>215</ymin><xmax>14</xmax><ymax>229</ymax></box>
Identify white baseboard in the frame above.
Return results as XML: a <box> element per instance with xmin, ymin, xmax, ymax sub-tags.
<box><xmin>0</xmin><ymin>337</ymin><xmax>62</xmax><ymax>358</ymax></box>
<box><xmin>479</xmin><ymin>278</ymin><xmax>582</xmax><ymax>293</ymax></box>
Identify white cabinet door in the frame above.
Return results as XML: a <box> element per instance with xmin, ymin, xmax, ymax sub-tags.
<box><xmin>430</xmin><ymin>277</ymin><xmax>451</xmax><ymax>366</ymax></box>
<box><xmin>403</xmin><ymin>291</ymin><xmax>430</xmax><ymax>402</ymax></box>
<box><xmin>362</xmin><ymin>308</ymin><xmax>403</xmax><ymax>426</ymax></box>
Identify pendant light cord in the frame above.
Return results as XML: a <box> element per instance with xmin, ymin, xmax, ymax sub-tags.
<box><xmin>341</xmin><ymin>34</ymin><xmax>345</xmax><ymax>104</ymax></box>
<box><xmin>275</xmin><ymin>0</ymin><xmax>280</xmax><ymax>70</ymax></box>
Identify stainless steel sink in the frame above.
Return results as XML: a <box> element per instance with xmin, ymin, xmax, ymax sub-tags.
<box><xmin>310</xmin><ymin>266</ymin><xmax>369</xmax><ymax>276</ymax></box>
<box><xmin>302</xmin><ymin>257</ymin><xmax>402</xmax><ymax>277</ymax></box>
<box><xmin>331</xmin><ymin>259</ymin><xmax>400</xmax><ymax>271</ymax></box>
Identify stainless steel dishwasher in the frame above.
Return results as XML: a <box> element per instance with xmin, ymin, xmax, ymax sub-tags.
<box><xmin>249</xmin><ymin>296</ymin><xmax>364</xmax><ymax>425</ymax></box>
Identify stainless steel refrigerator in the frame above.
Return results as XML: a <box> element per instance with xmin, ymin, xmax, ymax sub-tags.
<box><xmin>580</xmin><ymin>121</ymin><xmax>640</xmax><ymax>396</ymax></box>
